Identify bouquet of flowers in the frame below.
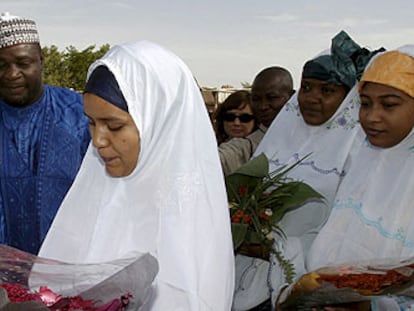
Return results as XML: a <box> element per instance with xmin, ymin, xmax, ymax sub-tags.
<box><xmin>0</xmin><ymin>244</ymin><xmax>158</xmax><ymax>310</ymax></box>
<box><xmin>226</xmin><ymin>153</ymin><xmax>323</xmax><ymax>282</ymax></box>
<box><xmin>277</xmin><ymin>257</ymin><xmax>414</xmax><ymax>310</ymax></box>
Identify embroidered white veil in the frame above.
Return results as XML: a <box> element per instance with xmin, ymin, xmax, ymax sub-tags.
<box><xmin>307</xmin><ymin>46</ymin><xmax>414</xmax><ymax>270</ymax></box>
<box><xmin>39</xmin><ymin>41</ymin><xmax>234</xmax><ymax>310</ymax></box>
<box><xmin>233</xmin><ymin>56</ymin><xmax>362</xmax><ymax>308</ymax></box>
<box><xmin>254</xmin><ymin>82</ymin><xmax>360</xmax><ymax>249</ymax></box>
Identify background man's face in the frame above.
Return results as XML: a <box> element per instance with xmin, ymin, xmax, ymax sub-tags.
<box><xmin>0</xmin><ymin>44</ymin><xmax>43</xmax><ymax>107</ymax></box>
<box><xmin>251</xmin><ymin>75</ymin><xmax>290</xmax><ymax>127</ymax></box>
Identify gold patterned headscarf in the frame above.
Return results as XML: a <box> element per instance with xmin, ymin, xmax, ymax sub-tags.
<box><xmin>360</xmin><ymin>50</ymin><xmax>414</xmax><ymax>98</ymax></box>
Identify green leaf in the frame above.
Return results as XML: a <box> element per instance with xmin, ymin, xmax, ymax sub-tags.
<box><xmin>226</xmin><ymin>153</ymin><xmax>324</xmax><ymax>272</ymax></box>
<box><xmin>225</xmin><ymin>154</ymin><xmax>268</xmax><ymax>188</ymax></box>
<box><xmin>231</xmin><ymin>223</ymin><xmax>249</xmax><ymax>250</ymax></box>
<box><xmin>230</xmin><ymin>153</ymin><xmax>269</xmax><ymax>178</ymax></box>
<box><xmin>284</xmin><ymin>182</ymin><xmax>323</xmax><ymax>207</ymax></box>
<box><xmin>225</xmin><ymin>154</ymin><xmax>270</xmax><ymax>201</ymax></box>
<box><xmin>271</xmin><ymin>182</ymin><xmax>324</xmax><ymax>223</ymax></box>
<box><xmin>245</xmin><ymin>230</ymin><xmax>264</xmax><ymax>244</ymax></box>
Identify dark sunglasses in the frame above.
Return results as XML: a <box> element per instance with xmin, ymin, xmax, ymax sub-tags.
<box><xmin>223</xmin><ymin>113</ymin><xmax>255</xmax><ymax>123</ymax></box>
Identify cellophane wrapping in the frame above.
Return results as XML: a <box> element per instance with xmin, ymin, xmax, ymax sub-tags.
<box><xmin>278</xmin><ymin>257</ymin><xmax>414</xmax><ymax>311</ymax></box>
<box><xmin>0</xmin><ymin>244</ymin><xmax>158</xmax><ymax>310</ymax></box>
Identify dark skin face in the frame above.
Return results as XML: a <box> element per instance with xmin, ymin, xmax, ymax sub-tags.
<box><xmin>359</xmin><ymin>82</ymin><xmax>414</xmax><ymax>148</ymax></box>
<box><xmin>251</xmin><ymin>73</ymin><xmax>292</xmax><ymax>127</ymax></box>
<box><xmin>298</xmin><ymin>78</ymin><xmax>348</xmax><ymax>125</ymax></box>
<box><xmin>0</xmin><ymin>44</ymin><xmax>44</xmax><ymax>107</ymax></box>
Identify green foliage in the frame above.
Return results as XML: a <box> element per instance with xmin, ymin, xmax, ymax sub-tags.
<box><xmin>42</xmin><ymin>44</ymin><xmax>110</xmax><ymax>91</ymax></box>
<box><xmin>226</xmin><ymin>153</ymin><xmax>324</xmax><ymax>283</ymax></box>
<box><xmin>272</xmin><ymin>249</ymin><xmax>296</xmax><ymax>284</ymax></box>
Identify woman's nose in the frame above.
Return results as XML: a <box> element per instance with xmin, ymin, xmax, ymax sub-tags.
<box><xmin>91</xmin><ymin>126</ymin><xmax>110</xmax><ymax>148</ymax></box>
<box><xmin>365</xmin><ymin>105</ymin><xmax>382</xmax><ymax>122</ymax></box>
<box><xmin>233</xmin><ymin>117</ymin><xmax>241</xmax><ymax>125</ymax></box>
<box><xmin>305</xmin><ymin>90</ymin><xmax>322</xmax><ymax>104</ymax></box>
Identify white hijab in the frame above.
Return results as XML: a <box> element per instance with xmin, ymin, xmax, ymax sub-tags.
<box><xmin>242</xmin><ymin>62</ymin><xmax>361</xmax><ymax>306</ymax></box>
<box><xmin>39</xmin><ymin>41</ymin><xmax>234</xmax><ymax>310</ymax></box>
<box><xmin>254</xmin><ymin>82</ymin><xmax>360</xmax><ymax>248</ymax></box>
<box><xmin>307</xmin><ymin>46</ymin><xmax>414</xmax><ymax>271</ymax></box>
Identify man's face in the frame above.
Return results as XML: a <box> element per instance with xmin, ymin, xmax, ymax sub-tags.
<box><xmin>250</xmin><ymin>75</ymin><xmax>291</xmax><ymax>127</ymax></box>
<box><xmin>0</xmin><ymin>44</ymin><xmax>44</xmax><ymax>107</ymax></box>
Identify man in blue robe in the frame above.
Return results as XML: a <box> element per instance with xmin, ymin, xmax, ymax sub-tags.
<box><xmin>0</xmin><ymin>13</ymin><xmax>90</xmax><ymax>254</ymax></box>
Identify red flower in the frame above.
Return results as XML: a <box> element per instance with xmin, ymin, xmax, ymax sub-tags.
<box><xmin>238</xmin><ymin>185</ymin><xmax>248</xmax><ymax>197</ymax></box>
<box><xmin>0</xmin><ymin>283</ymin><xmax>41</xmax><ymax>303</ymax></box>
<box><xmin>258</xmin><ymin>210</ymin><xmax>270</xmax><ymax>221</ymax></box>
<box><xmin>243</xmin><ymin>214</ymin><xmax>251</xmax><ymax>224</ymax></box>
<box><xmin>231</xmin><ymin>210</ymin><xmax>245</xmax><ymax>223</ymax></box>
<box><xmin>0</xmin><ymin>283</ymin><xmax>129</xmax><ymax>311</ymax></box>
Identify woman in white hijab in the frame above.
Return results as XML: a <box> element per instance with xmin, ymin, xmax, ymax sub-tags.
<box><xmin>304</xmin><ymin>46</ymin><xmax>414</xmax><ymax>310</ymax></box>
<box><xmin>231</xmin><ymin>31</ymin><xmax>383</xmax><ymax>310</ymax></box>
<box><xmin>38</xmin><ymin>41</ymin><xmax>235</xmax><ymax>310</ymax></box>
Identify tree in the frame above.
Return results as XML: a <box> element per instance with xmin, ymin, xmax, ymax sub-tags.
<box><xmin>42</xmin><ymin>45</ymin><xmax>68</xmax><ymax>87</ymax></box>
<box><xmin>64</xmin><ymin>44</ymin><xmax>110</xmax><ymax>91</ymax></box>
<box><xmin>42</xmin><ymin>44</ymin><xmax>110</xmax><ymax>91</ymax></box>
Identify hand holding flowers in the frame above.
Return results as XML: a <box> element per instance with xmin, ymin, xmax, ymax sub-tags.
<box><xmin>226</xmin><ymin>154</ymin><xmax>323</xmax><ymax>283</ymax></box>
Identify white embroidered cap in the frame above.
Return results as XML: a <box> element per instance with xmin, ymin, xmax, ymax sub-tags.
<box><xmin>0</xmin><ymin>12</ymin><xmax>39</xmax><ymax>49</ymax></box>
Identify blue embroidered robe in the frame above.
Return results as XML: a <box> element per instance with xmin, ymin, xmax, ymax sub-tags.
<box><xmin>0</xmin><ymin>85</ymin><xmax>90</xmax><ymax>254</ymax></box>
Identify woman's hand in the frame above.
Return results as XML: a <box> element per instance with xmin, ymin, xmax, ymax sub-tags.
<box><xmin>237</xmin><ymin>242</ymin><xmax>270</xmax><ymax>260</ymax></box>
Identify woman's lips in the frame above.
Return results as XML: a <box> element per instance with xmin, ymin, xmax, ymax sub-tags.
<box><xmin>101</xmin><ymin>156</ymin><xmax>118</xmax><ymax>166</ymax></box>
<box><xmin>302</xmin><ymin>107</ymin><xmax>321</xmax><ymax>114</ymax></box>
<box><xmin>365</xmin><ymin>127</ymin><xmax>383</xmax><ymax>137</ymax></box>
<box><xmin>230</xmin><ymin>129</ymin><xmax>244</xmax><ymax>135</ymax></box>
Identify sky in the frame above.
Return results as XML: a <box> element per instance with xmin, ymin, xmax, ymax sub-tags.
<box><xmin>3</xmin><ymin>0</ymin><xmax>414</xmax><ymax>88</ymax></box>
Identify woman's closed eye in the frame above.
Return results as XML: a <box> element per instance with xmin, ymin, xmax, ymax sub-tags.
<box><xmin>107</xmin><ymin>123</ymin><xmax>125</xmax><ymax>131</ymax></box>
<box><xmin>87</xmin><ymin>117</ymin><xmax>96</xmax><ymax>126</ymax></box>
<box><xmin>382</xmin><ymin>101</ymin><xmax>399</xmax><ymax>109</ymax></box>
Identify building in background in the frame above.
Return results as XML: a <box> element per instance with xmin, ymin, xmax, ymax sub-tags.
<box><xmin>201</xmin><ymin>85</ymin><xmax>250</xmax><ymax>120</ymax></box>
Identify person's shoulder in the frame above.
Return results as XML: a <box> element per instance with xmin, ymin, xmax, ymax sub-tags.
<box><xmin>219</xmin><ymin>136</ymin><xmax>250</xmax><ymax>149</ymax></box>
<box><xmin>44</xmin><ymin>85</ymin><xmax>83</xmax><ymax>106</ymax></box>
<box><xmin>247</xmin><ymin>127</ymin><xmax>266</xmax><ymax>141</ymax></box>
<box><xmin>45</xmin><ymin>85</ymin><xmax>81</xmax><ymax>97</ymax></box>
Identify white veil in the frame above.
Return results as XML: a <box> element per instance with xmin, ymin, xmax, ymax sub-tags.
<box><xmin>39</xmin><ymin>41</ymin><xmax>234</xmax><ymax>310</ymax></box>
<box><xmin>255</xmin><ymin>82</ymin><xmax>360</xmax><ymax>250</ymax></box>
<box><xmin>307</xmin><ymin>45</ymin><xmax>414</xmax><ymax>270</ymax></box>
<box><xmin>233</xmin><ymin>53</ymin><xmax>362</xmax><ymax>308</ymax></box>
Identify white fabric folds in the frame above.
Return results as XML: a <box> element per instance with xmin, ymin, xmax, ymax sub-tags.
<box><xmin>39</xmin><ymin>41</ymin><xmax>235</xmax><ymax>310</ymax></box>
<box><xmin>307</xmin><ymin>46</ymin><xmax>414</xmax><ymax>271</ymax></box>
<box><xmin>234</xmin><ymin>68</ymin><xmax>362</xmax><ymax>307</ymax></box>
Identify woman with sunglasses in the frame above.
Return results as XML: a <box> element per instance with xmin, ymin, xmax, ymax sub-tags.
<box><xmin>214</xmin><ymin>90</ymin><xmax>257</xmax><ymax>144</ymax></box>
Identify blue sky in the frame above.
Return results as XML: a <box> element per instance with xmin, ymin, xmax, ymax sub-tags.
<box><xmin>3</xmin><ymin>0</ymin><xmax>414</xmax><ymax>88</ymax></box>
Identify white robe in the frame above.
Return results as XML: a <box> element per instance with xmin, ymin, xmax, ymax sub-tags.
<box><xmin>232</xmin><ymin>80</ymin><xmax>361</xmax><ymax>308</ymax></box>
<box><xmin>306</xmin><ymin>45</ymin><xmax>414</xmax><ymax>311</ymax></box>
<box><xmin>39</xmin><ymin>41</ymin><xmax>235</xmax><ymax>311</ymax></box>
